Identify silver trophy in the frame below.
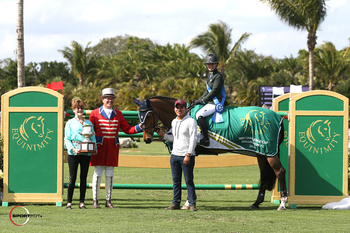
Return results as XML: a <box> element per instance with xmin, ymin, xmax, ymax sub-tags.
<box><xmin>79</xmin><ymin>125</ymin><xmax>95</xmax><ymax>153</ymax></box>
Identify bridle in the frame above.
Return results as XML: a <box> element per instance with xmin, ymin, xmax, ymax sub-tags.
<box><xmin>139</xmin><ymin>109</ymin><xmax>162</xmax><ymax>135</ymax></box>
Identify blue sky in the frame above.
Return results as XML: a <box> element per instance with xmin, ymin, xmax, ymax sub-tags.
<box><xmin>0</xmin><ymin>0</ymin><xmax>349</xmax><ymax>64</ymax></box>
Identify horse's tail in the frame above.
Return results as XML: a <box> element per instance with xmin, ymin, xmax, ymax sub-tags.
<box><xmin>259</xmin><ymin>156</ymin><xmax>277</xmax><ymax>191</ymax></box>
<box><xmin>259</xmin><ymin>120</ymin><xmax>284</xmax><ymax>191</ymax></box>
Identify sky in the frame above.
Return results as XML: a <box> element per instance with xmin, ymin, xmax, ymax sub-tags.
<box><xmin>0</xmin><ymin>0</ymin><xmax>349</xmax><ymax>64</ymax></box>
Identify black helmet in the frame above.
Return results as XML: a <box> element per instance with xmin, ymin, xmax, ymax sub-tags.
<box><xmin>204</xmin><ymin>54</ymin><xmax>219</xmax><ymax>64</ymax></box>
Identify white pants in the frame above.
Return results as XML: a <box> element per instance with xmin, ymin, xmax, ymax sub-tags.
<box><xmin>92</xmin><ymin>166</ymin><xmax>114</xmax><ymax>201</ymax></box>
<box><xmin>93</xmin><ymin>166</ymin><xmax>114</xmax><ymax>176</ymax></box>
<box><xmin>195</xmin><ymin>104</ymin><xmax>215</xmax><ymax>119</ymax></box>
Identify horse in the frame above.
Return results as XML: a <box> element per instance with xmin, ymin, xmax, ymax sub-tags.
<box><xmin>133</xmin><ymin>96</ymin><xmax>287</xmax><ymax>211</ymax></box>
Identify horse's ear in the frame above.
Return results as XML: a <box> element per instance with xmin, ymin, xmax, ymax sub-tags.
<box><xmin>133</xmin><ymin>98</ymin><xmax>141</xmax><ymax>106</ymax></box>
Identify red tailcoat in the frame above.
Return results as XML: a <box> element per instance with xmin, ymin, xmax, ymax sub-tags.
<box><xmin>89</xmin><ymin>106</ymin><xmax>140</xmax><ymax>167</ymax></box>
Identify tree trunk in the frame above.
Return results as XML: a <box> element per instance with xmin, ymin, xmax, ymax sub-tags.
<box><xmin>307</xmin><ymin>31</ymin><xmax>317</xmax><ymax>91</ymax></box>
<box><xmin>17</xmin><ymin>0</ymin><xmax>25</xmax><ymax>88</ymax></box>
<box><xmin>308</xmin><ymin>49</ymin><xmax>314</xmax><ymax>90</ymax></box>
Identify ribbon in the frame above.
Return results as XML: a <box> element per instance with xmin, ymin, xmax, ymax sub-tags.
<box><xmin>206</xmin><ymin>83</ymin><xmax>225</xmax><ymax>123</ymax></box>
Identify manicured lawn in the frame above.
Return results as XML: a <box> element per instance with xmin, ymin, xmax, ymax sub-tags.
<box><xmin>1</xmin><ymin>142</ymin><xmax>349</xmax><ymax>232</ymax></box>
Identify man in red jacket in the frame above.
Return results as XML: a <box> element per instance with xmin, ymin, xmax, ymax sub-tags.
<box><xmin>89</xmin><ymin>88</ymin><xmax>142</xmax><ymax>208</ymax></box>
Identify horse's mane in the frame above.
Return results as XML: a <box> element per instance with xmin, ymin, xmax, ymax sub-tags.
<box><xmin>149</xmin><ymin>96</ymin><xmax>176</xmax><ymax>101</ymax></box>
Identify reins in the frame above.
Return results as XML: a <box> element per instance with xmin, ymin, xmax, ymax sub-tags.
<box><xmin>141</xmin><ymin>110</ymin><xmax>163</xmax><ymax>135</ymax></box>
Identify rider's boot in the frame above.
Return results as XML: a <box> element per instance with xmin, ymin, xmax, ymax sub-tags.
<box><xmin>197</xmin><ymin>116</ymin><xmax>209</xmax><ymax>146</ymax></box>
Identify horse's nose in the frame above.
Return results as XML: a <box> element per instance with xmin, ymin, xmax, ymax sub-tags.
<box><xmin>145</xmin><ymin>138</ymin><xmax>152</xmax><ymax>144</ymax></box>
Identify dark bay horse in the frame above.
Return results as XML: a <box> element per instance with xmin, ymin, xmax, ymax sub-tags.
<box><xmin>134</xmin><ymin>96</ymin><xmax>287</xmax><ymax>210</ymax></box>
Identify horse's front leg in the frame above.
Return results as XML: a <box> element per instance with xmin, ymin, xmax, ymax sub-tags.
<box><xmin>267</xmin><ymin>157</ymin><xmax>287</xmax><ymax>211</ymax></box>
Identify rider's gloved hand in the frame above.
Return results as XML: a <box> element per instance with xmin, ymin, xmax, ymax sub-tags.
<box><xmin>192</xmin><ymin>99</ymin><xmax>203</xmax><ymax>106</ymax></box>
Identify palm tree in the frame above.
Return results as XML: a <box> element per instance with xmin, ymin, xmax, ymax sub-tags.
<box><xmin>225</xmin><ymin>49</ymin><xmax>274</xmax><ymax>101</ymax></box>
<box><xmin>17</xmin><ymin>0</ymin><xmax>25</xmax><ymax>88</ymax></box>
<box><xmin>279</xmin><ymin>55</ymin><xmax>305</xmax><ymax>85</ymax></box>
<box><xmin>260</xmin><ymin>0</ymin><xmax>327</xmax><ymax>90</ymax></box>
<box><xmin>58</xmin><ymin>41</ymin><xmax>97</xmax><ymax>86</ymax></box>
<box><xmin>189</xmin><ymin>20</ymin><xmax>251</xmax><ymax>79</ymax></box>
<box><xmin>313</xmin><ymin>42</ymin><xmax>349</xmax><ymax>91</ymax></box>
<box><xmin>334</xmin><ymin>78</ymin><xmax>350</xmax><ymax>99</ymax></box>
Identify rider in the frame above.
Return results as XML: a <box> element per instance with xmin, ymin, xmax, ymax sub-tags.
<box><xmin>193</xmin><ymin>53</ymin><xmax>227</xmax><ymax>146</ymax></box>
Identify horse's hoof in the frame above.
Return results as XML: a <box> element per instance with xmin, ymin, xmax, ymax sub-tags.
<box><xmin>277</xmin><ymin>206</ymin><xmax>286</xmax><ymax>211</ymax></box>
<box><xmin>249</xmin><ymin>205</ymin><xmax>259</xmax><ymax>210</ymax></box>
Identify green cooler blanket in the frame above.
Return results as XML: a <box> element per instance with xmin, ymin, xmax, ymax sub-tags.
<box><xmin>190</xmin><ymin>105</ymin><xmax>283</xmax><ymax>157</ymax></box>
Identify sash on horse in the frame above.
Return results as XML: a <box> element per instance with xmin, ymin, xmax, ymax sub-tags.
<box><xmin>190</xmin><ymin>104</ymin><xmax>283</xmax><ymax>157</ymax></box>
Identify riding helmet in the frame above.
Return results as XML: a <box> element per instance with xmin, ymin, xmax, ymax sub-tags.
<box><xmin>204</xmin><ymin>54</ymin><xmax>219</xmax><ymax>64</ymax></box>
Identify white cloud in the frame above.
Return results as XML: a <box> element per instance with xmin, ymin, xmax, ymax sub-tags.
<box><xmin>0</xmin><ymin>34</ymin><xmax>17</xmax><ymax>60</ymax></box>
<box><xmin>246</xmin><ymin>30</ymin><xmax>307</xmax><ymax>58</ymax></box>
<box><xmin>0</xmin><ymin>0</ymin><xmax>349</xmax><ymax>63</ymax></box>
<box><xmin>79</xmin><ymin>2</ymin><xmax>119</xmax><ymax>22</ymax></box>
<box><xmin>228</xmin><ymin>0</ymin><xmax>273</xmax><ymax>17</ymax></box>
<box><xmin>140</xmin><ymin>0</ymin><xmax>227</xmax><ymax>14</ymax></box>
<box><xmin>327</xmin><ymin>0</ymin><xmax>348</xmax><ymax>11</ymax></box>
<box><xmin>0</xmin><ymin>1</ymin><xmax>16</xmax><ymax>24</ymax></box>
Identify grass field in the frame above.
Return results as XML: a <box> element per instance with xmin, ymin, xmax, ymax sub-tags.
<box><xmin>1</xmin><ymin>141</ymin><xmax>349</xmax><ymax>232</ymax></box>
<box><xmin>119</xmin><ymin>138</ymin><xmax>172</xmax><ymax>156</ymax></box>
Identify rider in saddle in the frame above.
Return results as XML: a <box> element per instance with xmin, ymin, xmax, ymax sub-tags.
<box><xmin>193</xmin><ymin>54</ymin><xmax>227</xmax><ymax>146</ymax></box>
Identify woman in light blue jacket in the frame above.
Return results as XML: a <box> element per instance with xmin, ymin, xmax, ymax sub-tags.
<box><xmin>65</xmin><ymin>99</ymin><xmax>96</xmax><ymax>209</ymax></box>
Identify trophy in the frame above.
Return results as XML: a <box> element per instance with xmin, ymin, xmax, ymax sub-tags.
<box><xmin>79</xmin><ymin>125</ymin><xmax>96</xmax><ymax>153</ymax></box>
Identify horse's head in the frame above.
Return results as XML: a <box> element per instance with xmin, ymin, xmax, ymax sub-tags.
<box><xmin>134</xmin><ymin>97</ymin><xmax>176</xmax><ymax>144</ymax></box>
<box><xmin>133</xmin><ymin>98</ymin><xmax>160</xmax><ymax>144</ymax></box>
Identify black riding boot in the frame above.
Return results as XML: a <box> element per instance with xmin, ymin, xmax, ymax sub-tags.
<box><xmin>197</xmin><ymin>116</ymin><xmax>209</xmax><ymax>146</ymax></box>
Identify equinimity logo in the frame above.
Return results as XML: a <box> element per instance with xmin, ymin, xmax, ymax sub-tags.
<box><xmin>298</xmin><ymin>119</ymin><xmax>340</xmax><ymax>154</ymax></box>
<box><xmin>11</xmin><ymin>116</ymin><xmax>54</xmax><ymax>151</ymax></box>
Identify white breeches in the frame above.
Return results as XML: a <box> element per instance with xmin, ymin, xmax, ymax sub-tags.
<box><xmin>93</xmin><ymin>166</ymin><xmax>114</xmax><ymax>201</ymax></box>
<box><xmin>93</xmin><ymin>166</ymin><xmax>114</xmax><ymax>176</ymax></box>
<box><xmin>195</xmin><ymin>104</ymin><xmax>215</xmax><ymax>119</ymax></box>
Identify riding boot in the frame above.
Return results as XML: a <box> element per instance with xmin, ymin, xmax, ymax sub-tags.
<box><xmin>197</xmin><ymin>116</ymin><xmax>209</xmax><ymax>146</ymax></box>
<box><xmin>92</xmin><ymin>174</ymin><xmax>101</xmax><ymax>208</ymax></box>
<box><xmin>105</xmin><ymin>176</ymin><xmax>115</xmax><ymax>208</ymax></box>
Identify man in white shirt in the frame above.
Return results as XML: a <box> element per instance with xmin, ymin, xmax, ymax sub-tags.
<box><xmin>156</xmin><ymin>99</ymin><xmax>198</xmax><ymax>211</ymax></box>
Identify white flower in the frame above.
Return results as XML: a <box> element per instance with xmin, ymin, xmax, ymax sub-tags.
<box><xmin>0</xmin><ymin>169</ymin><xmax>3</xmax><ymax>179</ymax></box>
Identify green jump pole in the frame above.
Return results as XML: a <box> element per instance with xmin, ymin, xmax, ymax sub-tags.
<box><xmin>66</xmin><ymin>109</ymin><xmax>287</xmax><ymax>119</ymax></box>
<box><xmin>276</xmin><ymin>112</ymin><xmax>287</xmax><ymax>117</ymax></box>
<box><xmin>65</xmin><ymin>110</ymin><xmax>138</xmax><ymax>116</ymax></box>
<box><xmin>65</xmin><ymin>115</ymin><xmax>139</xmax><ymax>120</ymax></box>
<box><xmin>118</xmin><ymin>132</ymin><xmax>161</xmax><ymax>138</ymax></box>
<box><xmin>63</xmin><ymin>183</ymin><xmax>260</xmax><ymax>190</ymax></box>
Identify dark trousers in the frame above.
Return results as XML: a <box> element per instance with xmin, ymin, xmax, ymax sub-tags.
<box><xmin>67</xmin><ymin>155</ymin><xmax>91</xmax><ymax>203</ymax></box>
<box><xmin>170</xmin><ymin>154</ymin><xmax>197</xmax><ymax>206</ymax></box>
